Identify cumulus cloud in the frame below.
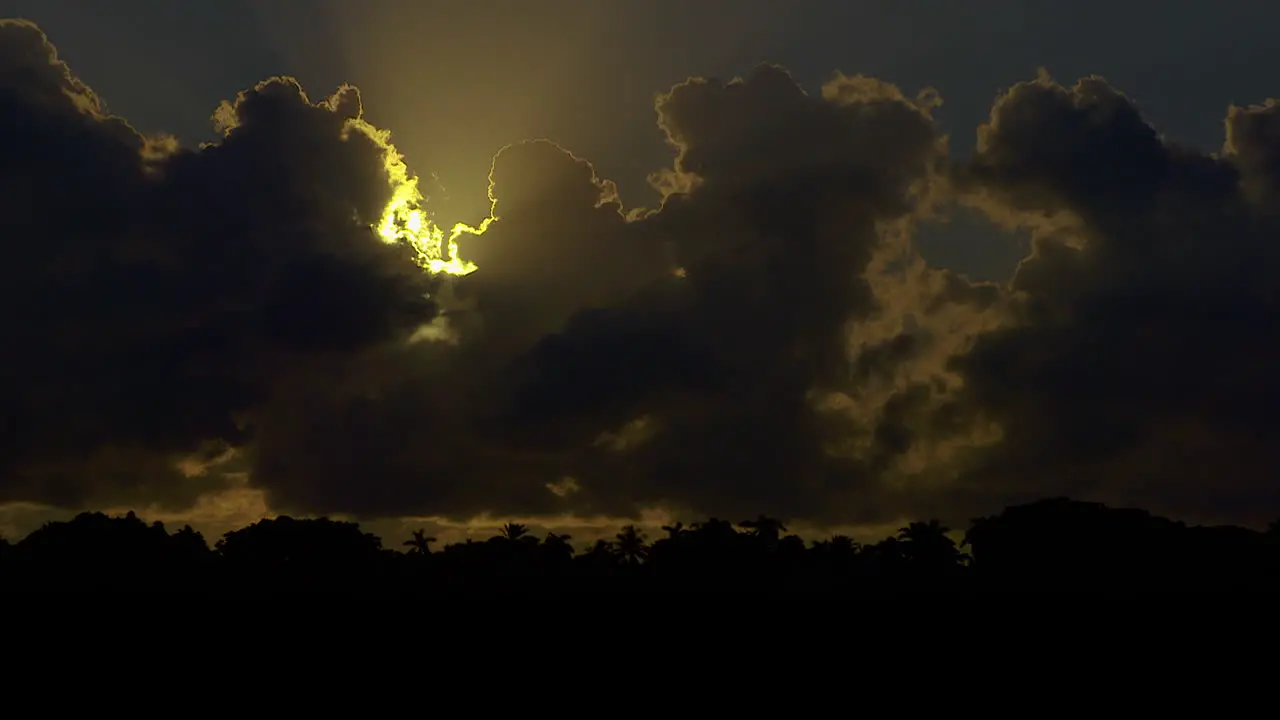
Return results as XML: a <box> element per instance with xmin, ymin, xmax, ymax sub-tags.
<box><xmin>0</xmin><ymin>19</ymin><xmax>435</xmax><ymax>510</ymax></box>
<box><xmin>248</xmin><ymin>64</ymin><xmax>952</xmax><ymax>524</ymax></box>
<box><xmin>6</xmin><ymin>18</ymin><xmax>1280</xmax><ymax>532</ymax></box>
<box><xmin>935</xmin><ymin>72</ymin><xmax>1280</xmax><ymax>525</ymax></box>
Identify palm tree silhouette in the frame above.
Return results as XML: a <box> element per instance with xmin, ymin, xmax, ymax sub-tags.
<box><xmin>499</xmin><ymin>522</ymin><xmax>529</xmax><ymax>542</ymax></box>
<box><xmin>615</xmin><ymin>525</ymin><xmax>649</xmax><ymax>565</ymax></box>
<box><xmin>542</xmin><ymin>532</ymin><xmax>574</xmax><ymax>563</ymax></box>
<box><xmin>829</xmin><ymin>534</ymin><xmax>860</xmax><ymax>554</ymax></box>
<box><xmin>897</xmin><ymin>519</ymin><xmax>964</xmax><ymax>570</ymax></box>
<box><xmin>898</xmin><ymin>520</ymin><xmax>951</xmax><ymax>545</ymax></box>
<box><xmin>402</xmin><ymin>529</ymin><xmax>437</xmax><ymax>555</ymax></box>
<box><xmin>740</xmin><ymin>515</ymin><xmax>788</xmax><ymax>544</ymax></box>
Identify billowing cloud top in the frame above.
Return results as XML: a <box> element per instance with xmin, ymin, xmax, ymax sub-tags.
<box><xmin>4</xmin><ymin>19</ymin><xmax>1280</xmax><ymax>531</ymax></box>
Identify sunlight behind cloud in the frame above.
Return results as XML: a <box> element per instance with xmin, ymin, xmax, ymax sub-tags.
<box><xmin>346</xmin><ymin>118</ymin><xmax>492</xmax><ymax>276</ymax></box>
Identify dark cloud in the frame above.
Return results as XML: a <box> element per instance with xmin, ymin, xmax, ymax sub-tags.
<box><xmin>249</xmin><ymin>64</ymin><xmax>948</xmax><ymax>523</ymax></box>
<box><xmin>934</xmin><ymin>73</ymin><xmax>1280</xmax><ymax>526</ymax></box>
<box><xmin>456</xmin><ymin>139</ymin><xmax>668</xmax><ymax>352</ymax></box>
<box><xmin>0</xmin><ymin>19</ymin><xmax>435</xmax><ymax>510</ymax></box>
<box><xmin>8</xmin><ymin>18</ymin><xmax>1280</xmax><ymax>531</ymax></box>
<box><xmin>508</xmin><ymin>67</ymin><xmax>947</xmax><ymax>522</ymax></box>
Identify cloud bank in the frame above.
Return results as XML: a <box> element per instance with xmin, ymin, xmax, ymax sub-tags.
<box><xmin>4</xmin><ymin>19</ymin><xmax>1279</xmax><ymax>531</ymax></box>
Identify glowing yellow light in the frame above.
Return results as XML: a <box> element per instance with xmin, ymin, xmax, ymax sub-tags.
<box><xmin>345</xmin><ymin>119</ymin><xmax>489</xmax><ymax>276</ymax></box>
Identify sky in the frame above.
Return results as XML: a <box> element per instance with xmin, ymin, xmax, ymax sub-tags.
<box><xmin>3</xmin><ymin>1</ymin><xmax>1280</xmax><ymax>545</ymax></box>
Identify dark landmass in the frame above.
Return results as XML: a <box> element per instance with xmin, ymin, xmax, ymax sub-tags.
<box><xmin>3</xmin><ymin>497</ymin><xmax>1278</xmax><ymax>591</ymax></box>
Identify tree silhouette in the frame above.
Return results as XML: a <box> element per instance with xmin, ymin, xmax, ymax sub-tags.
<box><xmin>829</xmin><ymin>535</ymin><xmax>860</xmax><ymax>554</ymax></box>
<box><xmin>542</xmin><ymin>532</ymin><xmax>575</xmax><ymax>564</ymax></box>
<box><xmin>402</xmin><ymin>529</ymin><xmax>437</xmax><ymax>555</ymax></box>
<box><xmin>691</xmin><ymin>518</ymin><xmax>738</xmax><ymax>545</ymax></box>
<box><xmin>576</xmin><ymin>538</ymin><xmax>620</xmax><ymax>577</ymax></box>
<box><xmin>3</xmin><ymin>498</ymin><xmax>1278</xmax><ymax>591</ymax></box>
<box><xmin>897</xmin><ymin>519</ymin><xmax>966</xmax><ymax>577</ymax></box>
<box><xmin>740</xmin><ymin>515</ymin><xmax>788</xmax><ymax>544</ymax></box>
<box><xmin>499</xmin><ymin>522</ymin><xmax>530</xmax><ymax>542</ymax></box>
<box><xmin>216</xmin><ymin>516</ymin><xmax>383</xmax><ymax>588</ymax></box>
<box><xmin>615</xmin><ymin>525</ymin><xmax>649</xmax><ymax>565</ymax></box>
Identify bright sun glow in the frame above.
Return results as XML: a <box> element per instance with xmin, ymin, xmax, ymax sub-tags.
<box><xmin>347</xmin><ymin>120</ymin><xmax>491</xmax><ymax>276</ymax></box>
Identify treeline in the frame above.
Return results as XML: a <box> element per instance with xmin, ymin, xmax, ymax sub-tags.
<box><xmin>3</xmin><ymin>498</ymin><xmax>1279</xmax><ymax>590</ymax></box>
